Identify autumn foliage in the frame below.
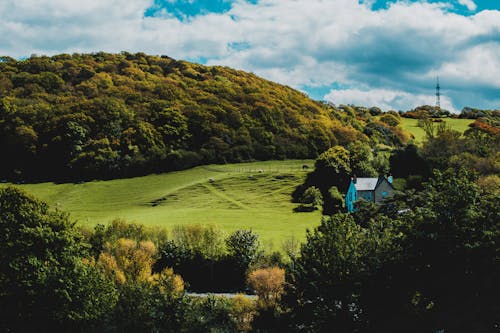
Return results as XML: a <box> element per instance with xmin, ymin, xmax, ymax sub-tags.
<box><xmin>247</xmin><ymin>267</ymin><xmax>286</xmax><ymax>308</ymax></box>
<box><xmin>0</xmin><ymin>53</ymin><xmax>411</xmax><ymax>182</ymax></box>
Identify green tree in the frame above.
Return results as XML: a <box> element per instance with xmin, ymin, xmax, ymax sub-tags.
<box><xmin>348</xmin><ymin>141</ymin><xmax>377</xmax><ymax>177</ymax></box>
<box><xmin>300</xmin><ymin>186</ymin><xmax>323</xmax><ymax>210</ymax></box>
<box><xmin>314</xmin><ymin>146</ymin><xmax>351</xmax><ymax>192</ymax></box>
<box><xmin>421</xmin><ymin>121</ymin><xmax>462</xmax><ymax>168</ymax></box>
<box><xmin>286</xmin><ymin>214</ymin><xmax>401</xmax><ymax>332</ymax></box>
<box><xmin>184</xmin><ymin>296</ymin><xmax>238</xmax><ymax>333</ymax></box>
<box><xmin>328</xmin><ymin>185</ymin><xmax>345</xmax><ymax>213</ymax></box>
<box><xmin>379</xmin><ymin>113</ymin><xmax>401</xmax><ymax>127</ymax></box>
<box><xmin>0</xmin><ymin>186</ymin><xmax>117</xmax><ymax>331</ymax></box>
<box><xmin>226</xmin><ymin>229</ymin><xmax>261</xmax><ymax>269</ymax></box>
<box><xmin>172</xmin><ymin>224</ymin><xmax>225</xmax><ymax>259</ymax></box>
<box><xmin>395</xmin><ymin>169</ymin><xmax>499</xmax><ymax>331</ymax></box>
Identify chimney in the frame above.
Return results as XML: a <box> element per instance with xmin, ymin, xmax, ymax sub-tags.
<box><xmin>353</xmin><ymin>174</ymin><xmax>357</xmax><ymax>184</ymax></box>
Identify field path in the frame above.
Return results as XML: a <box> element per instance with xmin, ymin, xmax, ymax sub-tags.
<box><xmin>201</xmin><ymin>183</ymin><xmax>250</xmax><ymax>210</ymax></box>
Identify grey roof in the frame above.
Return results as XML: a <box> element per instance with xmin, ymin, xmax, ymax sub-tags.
<box><xmin>354</xmin><ymin>178</ymin><xmax>379</xmax><ymax>191</ymax></box>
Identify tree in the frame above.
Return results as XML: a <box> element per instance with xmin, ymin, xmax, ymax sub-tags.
<box><xmin>369</xmin><ymin>107</ymin><xmax>382</xmax><ymax>116</ymax></box>
<box><xmin>172</xmin><ymin>224</ymin><xmax>225</xmax><ymax>259</ymax></box>
<box><xmin>389</xmin><ymin>144</ymin><xmax>430</xmax><ymax>179</ymax></box>
<box><xmin>0</xmin><ymin>186</ymin><xmax>117</xmax><ymax>331</ymax></box>
<box><xmin>300</xmin><ymin>186</ymin><xmax>323</xmax><ymax>210</ymax></box>
<box><xmin>184</xmin><ymin>296</ymin><xmax>238</xmax><ymax>333</ymax></box>
<box><xmin>379</xmin><ymin>113</ymin><xmax>401</xmax><ymax>127</ymax></box>
<box><xmin>394</xmin><ymin>169</ymin><xmax>499</xmax><ymax>332</ymax></box>
<box><xmin>96</xmin><ymin>236</ymin><xmax>186</xmax><ymax>332</ymax></box>
<box><xmin>226</xmin><ymin>229</ymin><xmax>261</xmax><ymax>269</ymax></box>
<box><xmin>421</xmin><ymin>121</ymin><xmax>462</xmax><ymax>168</ymax></box>
<box><xmin>352</xmin><ymin>199</ymin><xmax>379</xmax><ymax>226</ymax></box>
<box><xmin>314</xmin><ymin>146</ymin><xmax>351</xmax><ymax>186</ymax></box>
<box><xmin>247</xmin><ymin>267</ymin><xmax>286</xmax><ymax>309</ymax></box>
<box><xmin>286</xmin><ymin>214</ymin><xmax>401</xmax><ymax>332</ymax></box>
<box><xmin>98</xmin><ymin>238</ymin><xmax>157</xmax><ymax>284</ymax></box>
<box><xmin>348</xmin><ymin>141</ymin><xmax>377</xmax><ymax>177</ymax></box>
<box><xmin>328</xmin><ymin>186</ymin><xmax>344</xmax><ymax>213</ymax></box>
<box><xmin>229</xmin><ymin>295</ymin><xmax>257</xmax><ymax>332</ymax></box>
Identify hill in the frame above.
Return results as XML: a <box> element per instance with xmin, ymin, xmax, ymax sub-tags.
<box><xmin>0</xmin><ymin>53</ymin><xmax>409</xmax><ymax>182</ymax></box>
<box><xmin>4</xmin><ymin>160</ymin><xmax>321</xmax><ymax>246</ymax></box>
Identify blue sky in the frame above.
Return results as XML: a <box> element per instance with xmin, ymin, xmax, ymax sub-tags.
<box><xmin>1</xmin><ymin>0</ymin><xmax>499</xmax><ymax>112</ymax></box>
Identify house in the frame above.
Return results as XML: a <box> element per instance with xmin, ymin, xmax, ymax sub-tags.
<box><xmin>345</xmin><ymin>175</ymin><xmax>394</xmax><ymax>212</ymax></box>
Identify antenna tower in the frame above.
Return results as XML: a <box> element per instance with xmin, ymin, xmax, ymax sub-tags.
<box><xmin>435</xmin><ymin>76</ymin><xmax>441</xmax><ymax>109</ymax></box>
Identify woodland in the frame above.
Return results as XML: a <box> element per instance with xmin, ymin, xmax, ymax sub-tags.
<box><xmin>0</xmin><ymin>53</ymin><xmax>409</xmax><ymax>181</ymax></box>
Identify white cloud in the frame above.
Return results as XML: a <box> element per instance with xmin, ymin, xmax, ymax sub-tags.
<box><xmin>325</xmin><ymin>88</ymin><xmax>456</xmax><ymax>112</ymax></box>
<box><xmin>458</xmin><ymin>0</ymin><xmax>477</xmax><ymax>11</ymax></box>
<box><xmin>0</xmin><ymin>0</ymin><xmax>498</xmax><ymax>110</ymax></box>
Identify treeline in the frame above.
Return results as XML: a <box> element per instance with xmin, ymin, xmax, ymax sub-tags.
<box><xmin>395</xmin><ymin>105</ymin><xmax>499</xmax><ymax>119</ymax></box>
<box><xmin>0</xmin><ymin>53</ymin><xmax>410</xmax><ymax>181</ymax></box>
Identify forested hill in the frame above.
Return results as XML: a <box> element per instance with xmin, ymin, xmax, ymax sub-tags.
<box><xmin>0</xmin><ymin>53</ymin><xmax>408</xmax><ymax>181</ymax></box>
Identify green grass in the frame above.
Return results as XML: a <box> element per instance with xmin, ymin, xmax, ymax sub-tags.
<box><xmin>401</xmin><ymin>118</ymin><xmax>473</xmax><ymax>144</ymax></box>
<box><xmin>5</xmin><ymin>160</ymin><xmax>320</xmax><ymax>248</ymax></box>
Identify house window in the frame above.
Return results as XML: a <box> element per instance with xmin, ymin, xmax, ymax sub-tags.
<box><xmin>382</xmin><ymin>191</ymin><xmax>388</xmax><ymax>198</ymax></box>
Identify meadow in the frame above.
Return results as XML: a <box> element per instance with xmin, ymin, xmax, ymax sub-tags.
<box><xmin>7</xmin><ymin>160</ymin><xmax>320</xmax><ymax>247</ymax></box>
<box><xmin>400</xmin><ymin>117</ymin><xmax>473</xmax><ymax>143</ymax></box>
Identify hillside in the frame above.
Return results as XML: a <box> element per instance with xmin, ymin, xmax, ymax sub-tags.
<box><xmin>0</xmin><ymin>53</ymin><xmax>409</xmax><ymax>181</ymax></box>
<box><xmin>5</xmin><ymin>160</ymin><xmax>320</xmax><ymax>246</ymax></box>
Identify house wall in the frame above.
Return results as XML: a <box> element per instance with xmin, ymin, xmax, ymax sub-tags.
<box><xmin>358</xmin><ymin>190</ymin><xmax>375</xmax><ymax>202</ymax></box>
<box><xmin>345</xmin><ymin>181</ymin><xmax>357</xmax><ymax>212</ymax></box>
<box><xmin>374</xmin><ymin>179</ymin><xmax>394</xmax><ymax>203</ymax></box>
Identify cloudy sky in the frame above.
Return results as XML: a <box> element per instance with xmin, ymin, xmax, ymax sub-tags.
<box><xmin>1</xmin><ymin>0</ymin><xmax>499</xmax><ymax>112</ymax></box>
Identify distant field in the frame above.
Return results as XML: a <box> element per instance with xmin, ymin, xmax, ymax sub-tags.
<box><xmin>401</xmin><ymin>118</ymin><xmax>473</xmax><ymax>143</ymax></box>
<box><xmin>5</xmin><ymin>160</ymin><xmax>320</xmax><ymax>248</ymax></box>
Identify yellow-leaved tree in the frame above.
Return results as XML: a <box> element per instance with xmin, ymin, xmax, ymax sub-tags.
<box><xmin>247</xmin><ymin>267</ymin><xmax>285</xmax><ymax>308</ymax></box>
<box><xmin>97</xmin><ymin>238</ymin><xmax>184</xmax><ymax>294</ymax></box>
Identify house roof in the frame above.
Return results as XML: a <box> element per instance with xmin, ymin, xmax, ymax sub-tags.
<box><xmin>353</xmin><ymin>178</ymin><xmax>379</xmax><ymax>191</ymax></box>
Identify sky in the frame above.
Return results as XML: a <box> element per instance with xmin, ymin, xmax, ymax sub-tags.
<box><xmin>1</xmin><ymin>0</ymin><xmax>499</xmax><ymax>112</ymax></box>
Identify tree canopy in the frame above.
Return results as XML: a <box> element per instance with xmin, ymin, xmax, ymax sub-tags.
<box><xmin>0</xmin><ymin>52</ymin><xmax>410</xmax><ymax>181</ymax></box>
<box><xmin>286</xmin><ymin>169</ymin><xmax>499</xmax><ymax>332</ymax></box>
<box><xmin>0</xmin><ymin>186</ymin><xmax>117</xmax><ymax>331</ymax></box>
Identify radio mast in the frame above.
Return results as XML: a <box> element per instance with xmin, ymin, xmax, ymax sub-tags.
<box><xmin>435</xmin><ymin>76</ymin><xmax>441</xmax><ymax>109</ymax></box>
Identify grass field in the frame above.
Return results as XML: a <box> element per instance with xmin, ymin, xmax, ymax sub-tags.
<box><xmin>401</xmin><ymin>118</ymin><xmax>473</xmax><ymax>143</ymax></box>
<box><xmin>6</xmin><ymin>160</ymin><xmax>321</xmax><ymax>248</ymax></box>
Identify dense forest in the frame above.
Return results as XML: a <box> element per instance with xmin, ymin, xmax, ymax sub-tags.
<box><xmin>0</xmin><ymin>53</ymin><xmax>410</xmax><ymax>181</ymax></box>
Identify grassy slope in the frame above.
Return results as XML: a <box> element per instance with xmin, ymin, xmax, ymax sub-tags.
<box><xmin>401</xmin><ymin>118</ymin><xmax>473</xmax><ymax>143</ymax></box>
<box><xmin>7</xmin><ymin>160</ymin><xmax>320</xmax><ymax>247</ymax></box>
